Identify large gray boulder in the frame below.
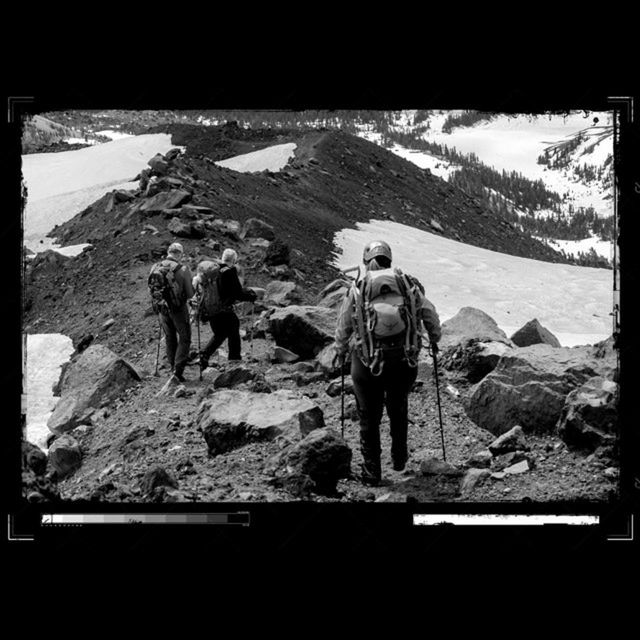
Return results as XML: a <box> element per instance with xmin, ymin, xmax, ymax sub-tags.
<box><xmin>196</xmin><ymin>389</ymin><xmax>325</xmax><ymax>455</ymax></box>
<box><xmin>316</xmin><ymin>342</ymin><xmax>343</xmax><ymax>379</ymax></box>
<box><xmin>317</xmin><ymin>279</ymin><xmax>350</xmax><ymax>310</ymax></box>
<box><xmin>275</xmin><ymin>428</ymin><xmax>352</xmax><ymax>495</ymax></box>
<box><xmin>557</xmin><ymin>377</ymin><xmax>618</xmax><ymax>452</ymax></box>
<box><xmin>265</xmin><ymin>280</ymin><xmax>301</xmax><ymax>306</ymax></box>
<box><xmin>241</xmin><ymin>218</ymin><xmax>276</xmax><ymax>241</ymax></box>
<box><xmin>510</xmin><ymin>319</ymin><xmax>562</xmax><ymax>348</ymax></box>
<box><xmin>466</xmin><ymin>344</ymin><xmax>616</xmax><ymax>436</ymax></box>
<box><xmin>148</xmin><ymin>153</ymin><xmax>170</xmax><ymax>175</ymax></box>
<box><xmin>48</xmin><ymin>344</ymin><xmax>140</xmax><ymax>434</ymax></box>
<box><xmin>48</xmin><ymin>434</ymin><xmax>82</xmax><ymax>478</ymax></box>
<box><xmin>213</xmin><ymin>365</ymin><xmax>257</xmax><ymax>389</ymax></box>
<box><xmin>439</xmin><ymin>307</ymin><xmax>513</xmax><ymax>382</ymax></box>
<box><xmin>267</xmin><ymin>305</ymin><xmax>337</xmax><ymax>359</ymax></box>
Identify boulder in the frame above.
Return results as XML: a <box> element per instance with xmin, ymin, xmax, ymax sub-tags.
<box><xmin>267</xmin><ymin>305</ymin><xmax>337</xmax><ymax>359</ymax></box>
<box><xmin>265</xmin><ymin>280</ymin><xmax>301</xmax><ymax>306</ymax></box>
<box><xmin>460</xmin><ymin>468</ymin><xmax>491</xmax><ymax>496</ymax></box>
<box><xmin>439</xmin><ymin>340</ymin><xmax>512</xmax><ymax>383</ymax></box>
<box><xmin>466</xmin><ymin>344</ymin><xmax>615</xmax><ymax>436</ymax></box>
<box><xmin>48</xmin><ymin>344</ymin><xmax>140</xmax><ymax>434</ymax></box>
<box><xmin>241</xmin><ymin>218</ymin><xmax>276</xmax><ymax>241</ymax></box>
<box><xmin>73</xmin><ymin>333</ymin><xmax>94</xmax><ymax>353</ymax></box>
<box><xmin>251</xmin><ymin>238</ymin><xmax>272</xmax><ymax>249</ymax></box>
<box><xmin>48</xmin><ymin>434</ymin><xmax>82</xmax><ymax>478</ymax></box>
<box><xmin>157</xmin><ymin>374</ymin><xmax>181</xmax><ymax>397</ymax></box>
<box><xmin>557</xmin><ymin>376</ymin><xmax>618</xmax><ymax>452</ymax></box>
<box><xmin>168</xmin><ymin>217</ymin><xmax>202</xmax><ymax>238</ymax></box>
<box><xmin>140</xmin><ymin>466</ymin><xmax>179</xmax><ymax>496</ymax></box>
<box><xmin>317</xmin><ymin>279</ymin><xmax>350</xmax><ymax>310</ymax></box>
<box><xmin>196</xmin><ymin>389</ymin><xmax>325</xmax><ymax>455</ymax></box>
<box><xmin>181</xmin><ymin>204</ymin><xmax>214</xmax><ymax>217</ymax></box>
<box><xmin>28</xmin><ymin>250</ymin><xmax>71</xmax><ymax>281</ymax></box>
<box><xmin>439</xmin><ymin>307</ymin><xmax>512</xmax><ymax>350</ymax></box>
<box><xmin>22</xmin><ymin>440</ymin><xmax>47</xmax><ymax>476</ymax></box>
<box><xmin>488</xmin><ymin>426</ymin><xmax>528</xmax><ymax>455</ymax></box>
<box><xmin>113</xmin><ymin>189</ymin><xmax>135</xmax><ymax>203</ymax></box>
<box><xmin>281</xmin><ymin>428</ymin><xmax>352</xmax><ymax>494</ymax></box>
<box><xmin>492</xmin><ymin>450</ymin><xmax>530</xmax><ymax>471</ymax></box>
<box><xmin>419</xmin><ymin>457</ymin><xmax>462</xmax><ymax>476</ymax></box>
<box><xmin>265</xmin><ymin>239</ymin><xmax>290</xmax><ymax>266</ymax></box>
<box><xmin>465</xmin><ymin>450</ymin><xmax>493</xmax><ymax>469</ymax></box>
<box><xmin>510</xmin><ymin>319</ymin><xmax>562</xmax><ymax>348</ymax></box>
<box><xmin>326</xmin><ymin>377</ymin><xmax>355</xmax><ymax>397</ymax></box>
<box><xmin>139</xmin><ymin>189</ymin><xmax>191</xmax><ymax>214</ymax></box>
<box><xmin>148</xmin><ymin>153</ymin><xmax>170</xmax><ymax>175</ymax></box>
<box><xmin>273</xmin><ymin>346</ymin><xmax>300</xmax><ymax>364</ymax></box>
<box><xmin>165</xmin><ymin>148</ymin><xmax>182</xmax><ymax>161</ymax></box>
<box><xmin>213</xmin><ymin>365</ymin><xmax>257</xmax><ymax>389</ymax></box>
<box><xmin>504</xmin><ymin>460</ymin><xmax>530</xmax><ymax>475</ymax></box>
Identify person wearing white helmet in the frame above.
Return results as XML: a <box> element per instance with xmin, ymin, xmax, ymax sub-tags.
<box><xmin>334</xmin><ymin>240</ymin><xmax>441</xmax><ymax>485</ymax></box>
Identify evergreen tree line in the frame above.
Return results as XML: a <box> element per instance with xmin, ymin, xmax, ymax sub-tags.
<box><xmin>441</xmin><ymin>111</ymin><xmax>496</xmax><ymax>133</ymax></box>
<box><xmin>537</xmin><ymin>133</ymin><xmax>584</xmax><ymax>169</ymax></box>
<box><xmin>558</xmin><ymin>247</ymin><xmax>612</xmax><ymax>269</ymax></box>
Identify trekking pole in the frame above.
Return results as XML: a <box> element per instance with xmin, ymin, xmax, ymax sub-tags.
<box><xmin>154</xmin><ymin>317</ymin><xmax>162</xmax><ymax>377</ymax></box>
<box><xmin>249</xmin><ymin>302</ymin><xmax>254</xmax><ymax>359</ymax></box>
<box><xmin>430</xmin><ymin>341</ymin><xmax>446</xmax><ymax>462</ymax></box>
<box><xmin>340</xmin><ymin>355</ymin><xmax>345</xmax><ymax>439</ymax></box>
<box><xmin>196</xmin><ymin>306</ymin><xmax>202</xmax><ymax>381</ymax></box>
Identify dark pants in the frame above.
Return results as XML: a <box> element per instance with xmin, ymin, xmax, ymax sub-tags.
<box><xmin>201</xmin><ymin>310</ymin><xmax>242</xmax><ymax>361</ymax></box>
<box><xmin>351</xmin><ymin>350</ymin><xmax>418</xmax><ymax>480</ymax></box>
<box><xmin>159</xmin><ymin>306</ymin><xmax>191</xmax><ymax>376</ymax></box>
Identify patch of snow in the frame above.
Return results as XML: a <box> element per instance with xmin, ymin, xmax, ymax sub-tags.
<box><xmin>215</xmin><ymin>142</ymin><xmax>297</xmax><ymax>173</ymax></box>
<box><xmin>94</xmin><ymin>129</ymin><xmax>135</xmax><ymax>141</ymax></box>
<box><xmin>540</xmin><ymin>234</ymin><xmax>613</xmax><ymax>261</ymax></box>
<box><xmin>24</xmin><ymin>334</ymin><xmax>75</xmax><ymax>451</ymax></box>
<box><xmin>333</xmin><ymin>220</ymin><xmax>613</xmax><ymax>346</ymax></box>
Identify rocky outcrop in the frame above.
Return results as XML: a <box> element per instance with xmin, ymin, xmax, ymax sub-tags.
<box><xmin>139</xmin><ymin>189</ymin><xmax>191</xmax><ymax>214</ymax></box>
<box><xmin>196</xmin><ymin>390</ymin><xmax>325</xmax><ymax>455</ymax></box>
<box><xmin>440</xmin><ymin>307</ymin><xmax>512</xmax><ymax>350</ymax></box>
<box><xmin>48</xmin><ymin>434</ymin><xmax>82</xmax><ymax>478</ymax></box>
<box><xmin>510</xmin><ymin>319</ymin><xmax>562</xmax><ymax>348</ymax></box>
<box><xmin>557</xmin><ymin>377</ymin><xmax>618</xmax><ymax>452</ymax></box>
<box><xmin>265</xmin><ymin>280</ymin><xmax>301</xmax><ymax>306</ymax></box>
<box><xmin>241</xmin><ymin>218</ymin><xmax>276</xmax><ymax>241</ymax></box>
<box><xmin>267</xmin><ymin>305</ymin><xmax>337</xmax><ymax>359</ymax></box>
<box><xmin>466</xmin><ymin>344</ymin><xmax>615</xmax><ymax>436</ymax></box>
<box><xmin>48</xmin><ymin>344</ymin><xmax>140</xmax><ymax>434</ymax></box>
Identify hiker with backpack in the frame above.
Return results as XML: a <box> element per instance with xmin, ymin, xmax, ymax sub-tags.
<box><xmin>333</xmin><ymin>240</ymin><xmax>441</xmax><ymax>486</ymax></box>
<box><xmin>148</xmin><ymin>242</ymin><xmax>195</xmax><ymax>382</ymax></box>
<box><xmin>193</xmin><ymin>248</ymin><xmax>257</xmax><ymax>369</ymax></box>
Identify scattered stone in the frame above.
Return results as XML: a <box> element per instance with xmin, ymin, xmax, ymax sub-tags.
<box><xmin>316</xmin><ymin>342</ymin><xmax>344</xmax><ymax>379</ymax></box>
<box><xmin>488</xmin><ymin>426</ymin><xmax>528</xmax><ymax>455</ymax></box>
<box><xmin>375</xmin><ymin>492</ymin><xmax>409</xmax><ymax>502</ymax></box>
<box><xmin>295</xmin><ymin>372</ymin><xmax>326</xmax><ymax>386</ymax></box>
<box><xmin>460</xmin><ymin>468</ymin><xmax>491</xmax><ymax>495</ymax></box>
<box><xmin>493</xmin><ymin>450</ymin><xmax>530</xmax><ymax>470</ymax></box>
<box><xmin>265</xmin><ymin>280</ymin><xmax>301</xmax><ymax>306</ymax></box>
<box><xmin>326</xmin><ymin>377</ymin><xmax>355</xmax><ymax>397</ymax></box>
<box><xmin>419</xmin><ymin>457</ymin><xmax>462</xmax><ymax>476</ymax></box>
<box><xmin>241</xmin><ymin>218</ymin><xmax>276</xmax><ymax>241</ymax></box>
<box><xmin>196</xmin><ymin>390</ymin><xmax>325</xmax><ymax>455</ymax></box>
<box><xmin>292</xmin><ymin>362</ymin><xmax>316</xmax><ymax>374</ymax></box>
<box><xmin>273</xmin><ymin>346</ymin><xmax>300</xmax><ymax>363</ymax></box>
<box><xmin>504</xmin><ymin>460</ymin><xmax>530</xmax><ymax>475</ymax></box>
<box><xmin>465</xmin><ymin>450</ymin><xmax>493</xmax><ymax>469</ymax></box>
<box><xmin>173</xmin><ymin>385</ymin><xmax>187</xmax><ymax>398</ymax></box>
<box><xmin>101</xmin><ymin>318</ymin><xmax>115</xmax><ymax>331</ymax></box>
<box><xmin>139</xmin><ymin>189</ymin><xmax>191</xmax><ymax>214</ymax></box>
<box><xmin>48</xmin><ymin>345</ymin><xmax>140</xmax><ymax>434</ymax></box>
<box><xmin>510</xmin><ymin>318</ymin><xmax>562</xmax><ymax>348</ymax></box>
<box><xmin>265</xmin><ymin>239</ymin><xmax>290</xmax><ymax>266</ymax></box>
<box><xmin>148</xmin><ymin>153</ymin><xmax>170</xmax><ymax>175</ymax></box>
<box><xmin>48</xmin><ymin>434</ymin><xmax>82</xmax><ymax>478</ymax></box>
<box><xmin>157</xmin><ymin>374</ymin><xmax>180</xmax><ymax>397</ymax></box>
<box><xmin>140</xmin><ymin>466</ymin><xmax>179</xmax><ymax>495</ymax></box>
<box><xmin>213</xmin><ymin>365</ymin><xmax>257</xmax><ymax>389</ymax></box>
<box><xmin>22</xmin><ymin>440</ymin><xmax>47</xmax><ymax>476</ymax></box>
<box><xmin>491</xmin><ymin>472</ymin><xmax>507</xmax><ymax>480</ymax></box>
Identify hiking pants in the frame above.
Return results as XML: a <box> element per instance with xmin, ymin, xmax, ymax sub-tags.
<box><xmin>201</xmin><ymin>310</ymin><xmax>242</xmax><ymax>361</ymax></box>
<box><xmin>351</xmin><ymin>351</ymin><xmax>418</xmax><ymax>479</ymax></box>
<box><xmin>159</xmin><ymin>305</ymin><xmax>191</xmax><ymax>375</ymax></box>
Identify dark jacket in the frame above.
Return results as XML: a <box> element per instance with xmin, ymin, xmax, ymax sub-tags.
<box><xmin>217</xmin><ymin>264</ymin><xmax>255</xmax><ymax>307</ymax></box>
<box><xmin>164</xmin><ymin>257</ymin><xmax>194</xmax><ymax>307</ymax></box>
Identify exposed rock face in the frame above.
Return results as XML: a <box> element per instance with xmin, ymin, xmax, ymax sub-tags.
<box><xmin>139</xmin><ymin>189</ymin><xmax>191</xmax><ymax>213</ymax></box>
<box><xmin>557</xmin><ymin>377</ymin><xmax>618</xmax><ymax>452</ymax></box>
<box><xmin>510</xmin><ymin>319</ymin><xmax>562</xmax><ymax>348</ymax></box>
<box><xmin>267</xmin><ymin>305</ymin><xmax>337</xmax><ymax>359</ymax></box>
<box><xmin>439</xmin><ymin>307</ymin><xmax>512</xmax><ymax>350</ymax></box>
<box><xmin>48</xmin><ymin>344</ymin><xmax>140</xmax><ymax>434</ymax></box>
<box><xmin>466</xmin><ymin>344</ymin><xmax>615</xmax><ymax>436</ymax></box>
<box><xmin>196</xmin><ymin>390</ymin><xmax>325</xmax><ymax>455</ymax></box>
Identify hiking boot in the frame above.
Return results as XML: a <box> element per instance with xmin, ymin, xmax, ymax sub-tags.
<box><xmin>174</xmin><ymin>370</ymin><xmax>186</xmax><ymax>382</ymax></box>
<box><xmin>359</xmin><ymin>462</ymin><xmax>381</xmax><ymax>487</ymax></box>
<box><xmin>199</xmin><ymin>356</ymin><xmax>209</xmax><ymax>370</ymax></box>
<box><xmin>392</xmin><ymin>456</ymin><xmax>408</xmax><ymax>472</ymax></box>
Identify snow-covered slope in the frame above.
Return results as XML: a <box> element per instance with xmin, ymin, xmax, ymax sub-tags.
<box><xmin>22</xmin><ymin>133</ymin><xmax>177</xmax><ymax>253</ymax></box>
<box><xmin>215</xmin><ymin>142</ymin><xmax>297</xmax><ymax>173</ymax></box>
<box><xmin>333</xmin><ymin>220</ymin><xmax>613</xmax><ymax>347</ymax></box>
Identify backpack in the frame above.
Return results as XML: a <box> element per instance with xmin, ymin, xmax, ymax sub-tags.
<box><xmin>195</xmin><ymin>260</ymin><xmax>228</xmax><ymax>321</ymax></box>
<box><xmin>148</xmin><ymin>259</ymin><xmax>183</xmax><ymax>314</ymax></box>
<box><xmin>351</xmin><ymin>267</ymin><xmax>422</xmax><ymax>374</ymax></box>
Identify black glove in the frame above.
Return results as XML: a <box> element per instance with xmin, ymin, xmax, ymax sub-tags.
<box><xmin>248</xmin><ymin>290</ymin><xmax>257</xmax><ymax>302</ymax></box>
<box><xmin>431</xmin><ymin>341</ymin><xmax>439</xmax><ymax>355</ymax></box>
